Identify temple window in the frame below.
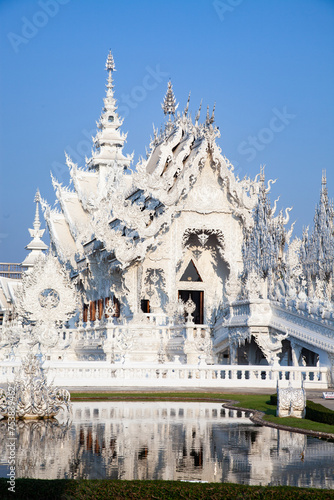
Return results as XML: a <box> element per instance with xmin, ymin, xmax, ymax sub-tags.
<box><xmin>89</xmin><ymin>301</ymin><xmax>96</xmax><ymax>322</ymax></box>
<box><xmin>113</xmin><ymin>296</ymin><xmax>120</xmax><ymax>318</ymax></box>
<box><xmin>141</xmin><ymin>299</ymin><xmax>150</xmax><ymax>314</ymax></box>
<box><xmin>83</xmin><ymin>303</ymin><xmax>88</xmax><ymax>322</ymax></box>
<box><xmin>98</xmin><ymin>299</ymin><xmax>104</xmax><ymax>320</ymax></box>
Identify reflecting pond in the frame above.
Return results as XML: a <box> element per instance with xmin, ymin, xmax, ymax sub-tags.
<box><xmin>0</xmin><ymin>402</ymin><xmax>333</xmax><ymax>488</ymax></box>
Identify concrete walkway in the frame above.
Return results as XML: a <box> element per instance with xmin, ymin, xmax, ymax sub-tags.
<box><xmin>305</xmin><ymin>389</ymin><xmax>334</xmax><ymax>411</ymax></box>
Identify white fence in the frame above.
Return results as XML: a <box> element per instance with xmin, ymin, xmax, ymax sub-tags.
<box><xmin>0</xmin><ymin>361</ymin><xmax>329</xmax><ymax>389</ymax></box>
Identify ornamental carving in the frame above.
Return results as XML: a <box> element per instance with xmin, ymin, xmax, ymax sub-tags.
<box><xmin>228</xmin><ymin>329</ymin><xmax>251</xmax><ymax>364</ymax></box>
<box><xmin>252</xmin><ymin>331</ymin><xmax>288</xmax><ymax>366</ymax></box>
<box><xmin>184</xmin><ymin>296</ymin><xmax>196</xmax><ymax>323</ymax></box>
<box><xmin>184</xmin><ymin>326</ymin><xmax>213</xmax><ymax>364</ymax></box>
<box><xmin>165</xmin><ymin>299</ymin><xmax>186</xmax><ymax>325</ymax></box>
<box><xmin>15</xmin><ymin>254</ymin><xmax>79</xmax><ymax>326</ymax></box>
<box><xmin>142</xmin><ymin>268</ymin><xmax>166</xmax><ymax>310</ymax></box>
<box><xmin>225</xmin><ymin>276</ymin><xmax>241</xmax><ymax>302</ymax></box>
<box><xmin>277</xmin><ymin>384</ymin><xmax>306</xmax><ymax>418</ymax></box>
<box><xmin>143</xmin><ymin>268</ymin><xmax>166</xmax><ymax>292</ymax></box>
<box><xmin>245</xmin><ymin>271</ymin><xmax>263</xmax><ymax>300</ymax></box>
<box><xmin>182</xmin><ymin>228</ymin><xmax>225</xmax><ymax>251</ymax></box>
<box><xmin>0</xmin><ymin>354</ymin><xmax>71</xmax><ymax>419</ymax></box>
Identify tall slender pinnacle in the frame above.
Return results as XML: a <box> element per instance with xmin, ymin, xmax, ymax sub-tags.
<box><xmin>106</xmin><ymin>50</ymin><xmax>115</xmax><ymax>72</ymax></box>
<box><xmin>87</xmin><ymin>51</ymin><xmax>133</xmax><ymax>171</ymax></box>
<box><xmin>21</xmin><ymin>190</ymin><xmax>48</xmax><ymax>271</ymax></box>
<box><xmin>105</xmin><ymin>50</ymin><xmax>115</xmax><ymax>92</ymax></box>
<box><xmin>322</xmin><ymin>169</ymin><xmax>327</xmax><ymax>193</ymax></box>
<box><xmin>319</xmin><ymin>170</ymin><xmax>329</xmax><ymax>209</ymax></box>
<box><xmin>210</xmin><ymin>102</ymin><xmax>216</xmax><ymax>124</ymax></box>
<box><xmin>195</xmin><ymin>100</ymin><xmax>202</xmax><ymax>124</ymax></box>
<box><xmin>183</xmin><ymin>92</ymin><xmax>191</xmax><ymax>116</ymax></box>
<box><xmin>302</xmin><ymin>172</ymin><xmax>334</xmax><ymax>281</ymax></box>
<box><xmin>162</xmin><ymin>80</ymin><xmax>178</xmax><ymax>116</ymax></box>
<box><xmin>33</xmin><ymin>189</ymin><xmax>41</xmax><ymax>231</ymax></box>
<box><xmin>206</xmin><ymin>105</ymin><xmax>210</xmax><ymax>125</ymax></box>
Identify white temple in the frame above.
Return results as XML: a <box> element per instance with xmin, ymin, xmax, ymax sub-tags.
<box><xmin>1</xmin><ymin>51</ymin><xmax>333</xmax><ymax>389</ymax></box>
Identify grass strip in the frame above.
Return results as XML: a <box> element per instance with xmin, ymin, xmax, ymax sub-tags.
<box><xmin>228</xmin><ymin>394</ymin><xmax>334</xmax><ymax>435</ymax></box>
<box><xmin>70</xmin><ymin>391</ymin><xmax>229</xmax><ymax>401</ymax></box>
<box><xmin>1</xmin><ymin>478</ymin><xmax>334</xmax><ymax>500</ymax></box>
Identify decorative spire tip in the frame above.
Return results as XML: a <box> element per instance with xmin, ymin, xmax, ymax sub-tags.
<box><xmin>162</xmin><ymin>80</ymin><xmax>178</xmax><ymax>116</ymax></box>
<box><xmin>34</xmin><ymin>189</ymin><xmax>41</xmax><ymax>204</ymax></box>
<box><xmin>106</xmin><ymin>50</ymin><xmax>115</xmax><ymax>72</ymax></box>
<box><xmin>322</xmin><ymin>169</ymin><xmax>327</xmax><ymax>185</ymax></box>
<box><xmin>183</xmin><ymin>92</ymin><xmax>191</xmax><ymax>116</ymax></box>
<box><xmin>195</xmin><ymin>99</ymin><xmax>202</xmax><ymax>123</ymax></box>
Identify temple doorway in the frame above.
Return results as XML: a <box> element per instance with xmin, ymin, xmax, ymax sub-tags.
<box><xmin>178</xmin><ymin>290</ymin><xmax>204</xmax><ymax>324</ymax></box>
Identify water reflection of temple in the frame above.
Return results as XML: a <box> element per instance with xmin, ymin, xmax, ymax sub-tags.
<box><xmin>68</xmin><ymin>403</ymin><xmax>240</xmax><ymax>482</ymax></box>
<box><xmin>1</xmin><ymin>402</ymin><xmax>333</xmax><ymax>487</ymax></box>
<box><xmin>0</xmin><ymin>418</ymin><xmax>71</xmax><ymax>479</ymax></box>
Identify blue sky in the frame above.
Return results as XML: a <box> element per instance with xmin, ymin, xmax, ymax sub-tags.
<box><xmin>0</xmin><ymin>0</ymin><xmax>333</xmax><ymax>263</ymax></box>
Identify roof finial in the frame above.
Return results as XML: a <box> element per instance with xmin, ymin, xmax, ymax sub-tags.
<box><xmin>105</xmin><ymin>50</ymin><xmax>116</xmax><ymax>93</ymax></box>
<box><xmin>21</xmin><ymin>190</ymin><xmax>48</xmax><ymax>271</ymax></box>
<box><xmin>195</xmin><ymin>99</ymin><xmax>202</xmax><ymax>124</ymax></box>
<box><xmin>33</xmin><ymin>189</ymin><xmax>41</xmax><ymax>231</ymax></box>
<box><xmin>183</xmin><ymin>92</ymin><xmax>191</xmax><ymax>116</ymax></box>
<box><xmin>106</xmin><ymin>50</ymin><xmax>115</xmax><ymax>72</ymax></box>
<box><xmin>321</xmin><ymin>169</ymin><xmax>328</xmax><ymax>198</ymax></box>
<box><xmin>206</xmin><ymin>105</ymin><xmax>210</xmax><ymax>125</ymax></box>
<box><xmin>210</xmin><ymin>102</ymin><xmax>216</xmax><ymax>124</ymax></box>
<box><xmin>162</xmin><ymin>80</ymin><xmax>178</xmax><ymax>116</ymax></box>
<box><xmin>322</xmin><ymin>169</ymin><xmax>327</xmax><ymax>186</ymax></box>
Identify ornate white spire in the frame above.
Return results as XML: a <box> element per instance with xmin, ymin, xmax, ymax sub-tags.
<box><xmin>243</xmin><ymin>172</ymin><xmax>287</xmax><ymax>280</ymax></box>
<box><xmin>183</xmin><ymin>92</ymin><xmax>191</xmax><ymax>116</ymax></box>
<box><xmin>206</xmin><ymin>105</ymin><xmax>210</xmax><ymax>124</ymax></box>
<box><xmin>321</xmin><ymin>169</ymin><xmax>328</xmax><ymax>197</ymax></box>
<box><xmin>87</xmin><ymin>51</ymin><xmax>133</xmax><ymax>171</ymax></box>
<box><xmin>105</xmin><ymin>49</ymin><xmax>116</xmax><ymax>104</ymax></box>
<box><xmin>33</xmin><ymin>190</ymin><xmax>42</xmax><ymax>230</ymax></box>
<box><xmin>210</xmin><ymin>103</ymin><xmax>216</xmax><ymax>125</ymax></box>
<box><xmin>301</xmin><ymin>171</ymin><xmax>334</xmax><ymax>281</ymax></box>
<box><xmin>161</xmin><ymin>81</ymin><xmax>179</xmax><ymax>136</ymax></box>
<box><xmin>162</xmin><ymin>80</ymin><xmax>178</xmax><ymax>116</ymax></box>
<box><xmin>195</xmin><ymin>99</ymin><xmax>202</xmax><ymax>125</ymax></box>
<box><xmin>21</xmin><ymin>190</ymin><xmax>48</xmax><ymax>271</ymax></box>
<box><xmin>106</xmin><ymin>50</ymin><xmax>115</xmax><ymax>72</ymax></box>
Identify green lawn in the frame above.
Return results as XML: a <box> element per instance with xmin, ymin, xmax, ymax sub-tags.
<box><xmin>1</xmin><ymin>478</ymin><xmax>334</xmax><ymax>500</ymax></box>
<box><xmin>70</xmin><ymin>391</ymin><xmax>232</xmax><ymax>400</ymax></box>
<box><xmin>70</xmin><ymin>392</ymin><xmax>334</xmax><ymax>435</ymax></box>
<box><xmin>228</xmin><ymin>394</ymin><xmax>334</xmax><ymax>435</ymax></box>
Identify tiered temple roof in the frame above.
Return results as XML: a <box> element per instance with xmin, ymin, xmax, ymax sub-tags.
<box><xmin>41</xmin><ymin>52</ymin><xmax>264</xmax><ymax>270</ymax></box>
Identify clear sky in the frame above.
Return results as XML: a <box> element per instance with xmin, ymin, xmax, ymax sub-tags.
<box><xmin>0</xmin><ymin>0</ymin><xmax>333</xmax><ymax>263</ymax></box>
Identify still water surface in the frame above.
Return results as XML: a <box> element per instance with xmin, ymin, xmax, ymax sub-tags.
<box><xmin>0</xmin><ymin>402</ymin><xmax>333</xmax><ymax>488</ymax></box>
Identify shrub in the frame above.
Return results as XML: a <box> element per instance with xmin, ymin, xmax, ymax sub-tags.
<box><xmin>306</xmin><ymin>400</ymin><xmax>334</xmax><ymax>426</ymax></box>
<box><xmin>270</xmin><ymin>394</ymin><xmax>277</xmax><ymax>405</ymax></box>
<box><xmin>269</xmin><ymin>393</ymin><xmax>334</xmax><ymax>425</ymax></box>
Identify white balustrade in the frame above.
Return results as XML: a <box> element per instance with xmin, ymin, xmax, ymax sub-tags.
<box><xmin>0</xmin><ymin>361</ymin><xmax>328</xmax><ymax>389</ymax></box>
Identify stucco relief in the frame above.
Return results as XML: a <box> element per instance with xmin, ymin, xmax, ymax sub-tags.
<box><xmin>15</xmin><ymin>254</ymin><xmax>78</xmax><ymax>326</ymax></box>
